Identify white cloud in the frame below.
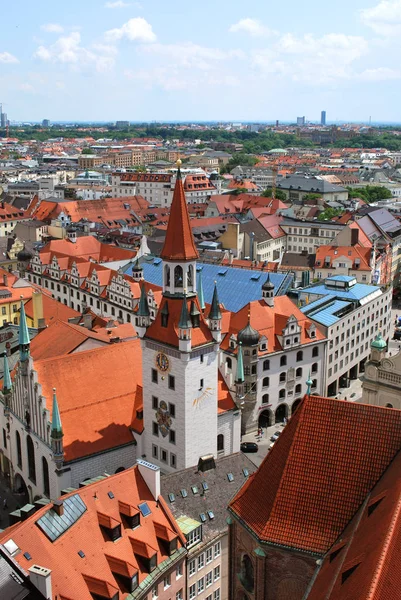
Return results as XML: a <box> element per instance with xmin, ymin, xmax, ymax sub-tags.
<box><xmin>41</xmin><ymin>23</ymin><xmax>64</xmax><ymax>33</ymax></box>
<box><xmin>125</xmin><ymin>66</ymin><xmax>240</xmax><ymax>91</ymax></box>
<box><xmin>229</xmin><ymin>18</ymin><xmax>275</xmax><ymax>37</ymax></box>
<box><xmin>253</xmin><ymin>33</ymin><xmax>368</xmax><ymax>83</ymax></box>
<box><xmin>141</xmin><ymin>42</ymin><xmax>244</xmax><ymax>71</ymax></box>
<box><xmin>34</xmin><ymin>32</ymin><xmax>116</xmax><ymax>73</ymax></box>
<box><xmin>19</xmin><ymin>83</ymin><xmax>35</xmax><ymax>93</ymax></box>
<box><xmin>0</xmin><ymin>52</ymin><xmax>19</xmax><ymax>64</ymax></box>
<box><xmin>105</xmin><ymin>17</ymin><xmax>156</xmax><ymax>42</ymax></box>
<box><xmin>105</xmin><ymin>1</ymin><xmax>130</xmax><ymax>7</ymax></box>
<box><xmin>360</xmin><ymin>0</ymin><xmax>401</xmax><ymax>35</ymax></box>
<box><xmin>358</xmin><ymin>67</ymin><xmax>401</xmax><ymax>81</ymax></box>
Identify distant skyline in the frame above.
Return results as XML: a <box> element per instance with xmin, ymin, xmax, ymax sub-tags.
<box><xmin>1</xmin><ymin>0</ymin><xmax>401</xmax><ymax>122</ymax></box>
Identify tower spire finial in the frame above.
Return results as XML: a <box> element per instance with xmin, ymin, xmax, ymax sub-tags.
<box><xmin>197</xmin><ymin>269</ymin><xmax>205</xmax><ymax>311</ymax></box>
<box><xmin>19</xmin><ymin>296</ymin><xmax>30</xmax><ymax>362</ymax></box>
<box><xmin>51</xmin><ymin>387</ymin><xmax>63</xmax><ymax>439</ymax></box>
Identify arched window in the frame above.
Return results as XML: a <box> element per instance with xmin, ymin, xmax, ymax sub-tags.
<box><xmin>16</xmin><ymin>431</ymin><xmax>22</xmax><ymax>468</ymax></box>
<box><xmin>42</xmin><ymin>457</ymin><xmax>50</xmax><ymax>497</ymax></box>
<box><xmin>226</xmin><ymin>357</ymin><xmax>232</xmax><ymax>369</ymax></box>
<box><xmin>312</xmin><ymin>346</ymin><xmax>319</xmax><ymax>357</ymax></box>
<box><xmin>279</xmin><ymin>372</ymin><xmax>286</xmax><ymax>383</ymax></box>
<box><xmin>295</xmin><ymin>384</ymin><xmax>302</xmax><ymax>394</ymax></box>
<box><xmin>263</xmin><ymin>377</ymin><xmax>270</xmax><ymax>388</ymax></box>
<box><xmin>280</xmin><ymin>356</ymin><xmax>287</xmax><ymax>366</ymax></box>
<box><xmin>217</xmin><ymin>434</ymin><xmax>224</xmax><ymax>452</ymax></box>
<box><xmin>296</xmin><ymin>350</ymin><xmax>303</xmax><ymax>362</ymax></box>
<box><xmin>386</xmin><ymin>403</ymin><xmax>393</xmax><ymax>408</ymax></box>
<box><xmin>187</xmin><ymin>264</ymin><xmax>193</xmax><ymax>287</ymax></box>
<box><xmin>239</xmin><ymin>554</ymin><xmax>254</xmax><ymax>593</ymax></box>
<box><xmin>312</xmin><ymin>379</ymin><xmax>317</xmax><ymax>389</ymax></box>
<box><xmin>312</xmin><ymin>362</ymin><xmax>318</xmax><ymax>374</ymax></box>
<box><xmin>263</xmin><ymin>359</ymin><xmax>270</xmax><ymax>371</ymax></box>
<box><xmin>279</xmin><ymin>389</ymin><xmax>286</xmax><ymax>400</ymax></box>
<box><xmin>174</xmin><ymin>265</ymin><xmax>183</xmax><ymax>288</ymax></box>
<box><xmin>296</xmin><ymin>367</ymin><xmax>302</xmax><ymax>378</ymax></box>
<box><xmin>27</xmin><ymin>435</ymin><xmax>36</xmax><ymax>484</ymax></box>
<box><xmin>262</xmin><ymin>394</ymin><xmax>269</xmax><ymax>403</ymax></box>
<box><xmin>165</xmin><ymin>264</ymin><xmax>170</xmax><ymax>286</ymax></box>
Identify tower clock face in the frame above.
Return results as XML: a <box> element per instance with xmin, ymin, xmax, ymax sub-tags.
<box><xmin>156</xmin><ymin>352</ymin><xmax>170</xmax><ymax>372</ymax></box>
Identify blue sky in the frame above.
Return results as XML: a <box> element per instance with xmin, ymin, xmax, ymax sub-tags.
<box><xmin>1</xmin><ymin>0</ymin><xmax>401</xmax><ymax>122</ymax></box>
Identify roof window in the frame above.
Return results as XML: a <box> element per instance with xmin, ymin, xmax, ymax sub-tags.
<box><xmin>242</xmin><ymin>468</ymin><xmax>249</xmax><ymax>477</ymax></box>
<box><xmin>227</xmin><ymin>473</ymin><xmax>234</xmax><ymax>482</ymax></box>
<box><xmin>191</xmin><ymin>486</ymin><xmax>199</xmax><ymax>495</ymax></box>
<box><xmin>200</xmin><ymin>513</ymin><xmax>207</xmax><ymax>523</ymax></box>
<box><xmin>78</xmin><ymin>550</ymin><xmax>85</xmax><ymax>558</ymax></box>
<box><xmin>168</xmin><ymin>493</ymin><xmax>175</xmax><ymax>503</ymax></box>
<box><xmin>207</xmin><ymin>511</ymin><xmax>215</xmax><ymax>520</ymax></box>
<box><xmin>181</xmin><ymin>489</ymin><xmax>188</xmax><ymax>498</ymax></box>
<box><xmin>341</xmin><ymin>563</ymin><xmax>360</xmax><ymax>584</ymax></box>
<box><xmin>138</xmin><ymin>502</ymin><xmax>151</xmax><ymax>517</ymax></box>
<box><xmin>368</xmin><ymin>496</ymin><xmax>384</xmax><ymax>516</ymax></box>
<box><xmin>202</xmin><ymin>482</ymin><xmax>209</xmax><ymax>491</ymax></box>
<box><xmin>108</xmin><ymin>491</ymin><xmax>115</xmax><ymax>499</ymax></box>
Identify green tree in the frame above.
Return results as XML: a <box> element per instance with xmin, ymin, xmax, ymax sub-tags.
<box><xmin>317</xmin><ymin>207</ymin><xmax>344</xmax><ymax>221</ymax></box>
<box><xmin>230</xmin><ymin>188</ymin><xmax>249</xmax><ymax>195</ymax></box>
<box><xmin>303</xmin><ymin>193</ymin><xmax>322</xmax><ymax>201</ymax></box>
<box><xmin>347</xmin><ymin>185</ymin><xmax>392</xmax><ymax>203</ymax></box>
<box><xmin>81</xmin><ymin>148</ymin><xmax>93</xmax><ymax>154</ymax></box>
<box><xmin>261</xmin><ymin>188</ymin><xmax>287</xmax><ymax>200</ymax></box>
<box><xmin>220</xmin><ymin>153</ymin><xmax>258</xmax><ymax>174</ymax></box>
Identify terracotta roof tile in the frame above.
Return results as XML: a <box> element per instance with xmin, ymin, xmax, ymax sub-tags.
<box><xmin>229</xmin><ymin>396</ymin><xmax>401</xmax><ymax>554</ymax></box>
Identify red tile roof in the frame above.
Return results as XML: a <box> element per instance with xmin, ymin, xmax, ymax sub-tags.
<box><xmin>41</xmin><ymin>236</ymin><xmax>136</xmax><ymax>262</ymax></box>
<box><xmin>307</xmin><ymin>451</ymin><xmax>401</xmax><ymax>600</ymax></box>
<box><xmin>34</xmin><ymin>340</ymin><xmax>143</xmax><ymax>461</ymax></box>
<box><xmin>24</xmin><ymin>293</ymin><xmax>81</xmax><ymax>327</ymax></box>
<box><xmin>229</xmin><ymin>396</ymin><xmax>401</xmax><ymax>554</ymax></box>
<box><xmin>0</xmin><ymin>465</ymin><xmax>185</xmax><ymax>600</ymax></box>
<box><xmin>160</xmin><ymin>171</ymin><xmax>199</xmax><ymax>262</ymax></box>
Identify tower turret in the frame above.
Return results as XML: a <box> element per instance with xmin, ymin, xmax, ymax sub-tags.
<box><xmin>131</xmin><ymin>256</ymin><xmax>143</xmax><ymax>282</ymax></box>
<box><xmin>370</xmin><ymin>332</ymin><xmax>387</xmax><ymax>363</ymax></box>
<box><xmin>51</xmin><ymin>388</ymin><xmax>64</xmax><ymax>469</ymax></box>
<box><xmin>208</xmin><ymin>282</ymin><xmax>222</xmax><ymax>343</ymax></box>
<box><xmin>262</xmin><ymin>273</ymin><xmax>275</xmax><ymax>307</ymax></box>
<box><xmin>135</xmin><ymin>282</ymin><xmax>151</xmax><ymax>338</ymax></box>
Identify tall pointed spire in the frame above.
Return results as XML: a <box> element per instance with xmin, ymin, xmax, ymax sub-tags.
<box><xmin>179</xmin><ymin>294</ymin><xmax>192</xmax><ymax>330</ymax></box>
<box><xmin>51</xmin><ymin>388</ymin><xmax>63</xmax><ymax>439</ymax></box>
<box><xmin>137</xmin><ymin>282</ymin><xmax>150</xmax><ymax>317</ymax></box>
<box><xmin>236</xmin><ymin>342</ymin><xmax>244</xmax><ymax>383</ymax></box>
<box><xmin>197</xmin><ymin>269</ymin><xmax>205</xmax><ymax>311</ymax></box>
<box><xmin>160</xmin><ymin>160</ymin><xmax>199</xmax><ymax>262</ymax></box>
<box><xmin>209</xmin><ymin>282</ymin><xmax>222</xmax><ymax>320</ymax></box>
<box><xmin>19</xmin><ymin>298</ymin><xmax>30</xmax><ymax>362</ymax></box>
<box><xmin>3</xmin><ymin>352</ymin><xmax>11</xmax><ymax>394</ymax></box>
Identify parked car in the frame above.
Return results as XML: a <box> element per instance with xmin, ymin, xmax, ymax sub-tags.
<box><xmin>240</xmin><ymin>442</ymin><xmax>258</xmax><ymax>453</ymax></box>
<box><xmin>270</xmin><ymin>431</ymin><xmax>281</xmax><ymax>442</ymax></box>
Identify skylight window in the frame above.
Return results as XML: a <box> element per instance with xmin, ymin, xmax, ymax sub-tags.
<box><xmin>191</xmin><ymin>486</ymin><xmax>199</xmax><ymax>495</ymax></box>
<box><xmin>138</xmin><ymin>502</ymin><xmax>151</xmax><ymax>517</ymax></box>
<box><xmin>207</xmin><ymin>511</ymin><xmax>214</xmax><ymax>520</ymax></box>
<box><xmin>78</xmin><ymin>550</ymin><xmax>85</xmax><ymax>558</ymax></box>
<box><xmin>227</xmin><ymin>473</ymin><xmax>234</xmax><ymax>482</ymax></box>
<box><xmin>200</xmin><ymin>513</ymin><xmax>207</xmax><ymax>523</ymax></box>
<box><xmin>108</xmin><ymin>491</ymin><xmax>114</xmax><ymax>499</ymax></box>
<box><xmin>168</xmin><ymin>493</ymin><xmax>175</xmax><ymax>503</ymax></box>
<box><xmin>202</xmin><ymin>482</ymin><xmax>209</xmax><ymax>491</ymax></box>
<box><xmin>181</xmin><ymin>489</ymin><xmax>188</xmax><ymax>498</ymax></box>
<box><xmin>242</xmin><ymin>468</ymin><xmax>249</xmax><ymax>477</ymax></box>
<box><xmin>23</xmin><ymin>552</ymin><xmax>32</xmax><ymax>561</ymax></box>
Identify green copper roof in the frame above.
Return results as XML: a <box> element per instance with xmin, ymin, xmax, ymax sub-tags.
<box><xmin>371</xmin><ymin>332</ymin><xmax>387</xmax><ymax>350</ymax></box>
<box><xmin>3</xmin><ymin>353</ymin><xmax>11</xmax><ymax>393</ymax></box>
<box><xmin>19</xmin><ymin>300</ymin><xmax>30</xmax><ymax>347</ymax></box>
<box><xmin>137</xmin><ymin>283</ymin><xmax>150</xmax><ymax>317</ymax></box>
<box><xmin>51</xmin><ymin>389</ymin><xmax>63</xmax><ymax>438</ymax></box>
<box><xmin>178</xmin><ymin>296</ymin><xmax>192</xmax><ymax>329</ymax></box>
<box><xmin>209</xmin><ymin>283</ymin><xmax>221</xmax><ymax>320</ymax></box>
<box><xmin>197</xmin><ymin>270</ymin><xmax>205</xmax><ymax>311</ymax></box>
<box><xmin>236</xmin><ymin>342</ymin><xmax>244</xmax><ymax>383</ymax></box>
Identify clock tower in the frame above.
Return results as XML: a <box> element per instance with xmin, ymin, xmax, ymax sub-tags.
<box><xmin>139</xmin><ymin>161</ymin><xmax>219</xmax><ymax>472</ymax></box>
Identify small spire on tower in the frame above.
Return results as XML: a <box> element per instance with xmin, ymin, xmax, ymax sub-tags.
<box><xmin>179</xmin><ymin>293</ymin><xmax>192</xmax><ymax>330</ymax></box>
<box><xmin>51</xmin><ymin>388</ymin><xmax>63</xmax><ymax>439</ymax></box>
<box><xmin>19</xmin><ymin>297</ymin><xmax>30</xmax><ymax>362</ymax></box>
<box><xmin>137</xmin><ymin>282</ymin><xmax>150</xmax><ymax>317</ymax></box>
<box><xmin>197</xmin><ymin>269</ymin><xmax>205</xmax><ymax>311</ymax></box>
<box><xmin>209</xmin><ymin>282</ymin><xmax>222</xmax><ymax>321</ymax></box>
<box><xmin>236</xmin><ymin>342</ymin><xmax>244</xmax><ymax>383</ymax></box>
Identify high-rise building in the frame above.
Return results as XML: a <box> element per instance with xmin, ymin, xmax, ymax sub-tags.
<box><xmin>0</xmin><ymin>112</ymin><xmax>7</xmax><ymax>128</ymax></box>
<box><xmin>321</xmin><ymin>110</ymin><xmax>326</xmax><ymax>126</ymax></box>
<box><xmin>42</xmin><ymin>119</ymin><xmax>50</xmax><ymax>127</ymax></box>
<box><xmin>296</xmin><ymin>116</ymin><xmax>305</xmax><ymax>127</ymax></box>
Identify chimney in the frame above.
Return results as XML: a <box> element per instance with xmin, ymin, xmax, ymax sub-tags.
<box><xmin>29</xmin><ymin>565</ymin><xmax>52</xmax><ymax>600</ymax></box>
<box><xmin>53</xmin><ymin>499</ymin><xmax>64</xmax><ymax>517</ymax></box>
<box><xmin>32</xmin><ymin>291</ymin><xmax>45</xmax><ymax>329</ymax></box>
<box><xmin>2</xmin><ymin>274</ymin><xmax>7</xmax><ymax>287</ymax></box>
<box><xmin>136</xmin><ymin>459</ymin><xmax>160</xmax><ymax>500</ymax></box>
<box><xmin>83</xmin><ymin>313</ymin><xmax>92</xmax><ymax>330</ymax></box>
<box><xmin>351</xmin><ymin>228</ymin><xmax>359</xmax><ymax>246</ymax></box>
